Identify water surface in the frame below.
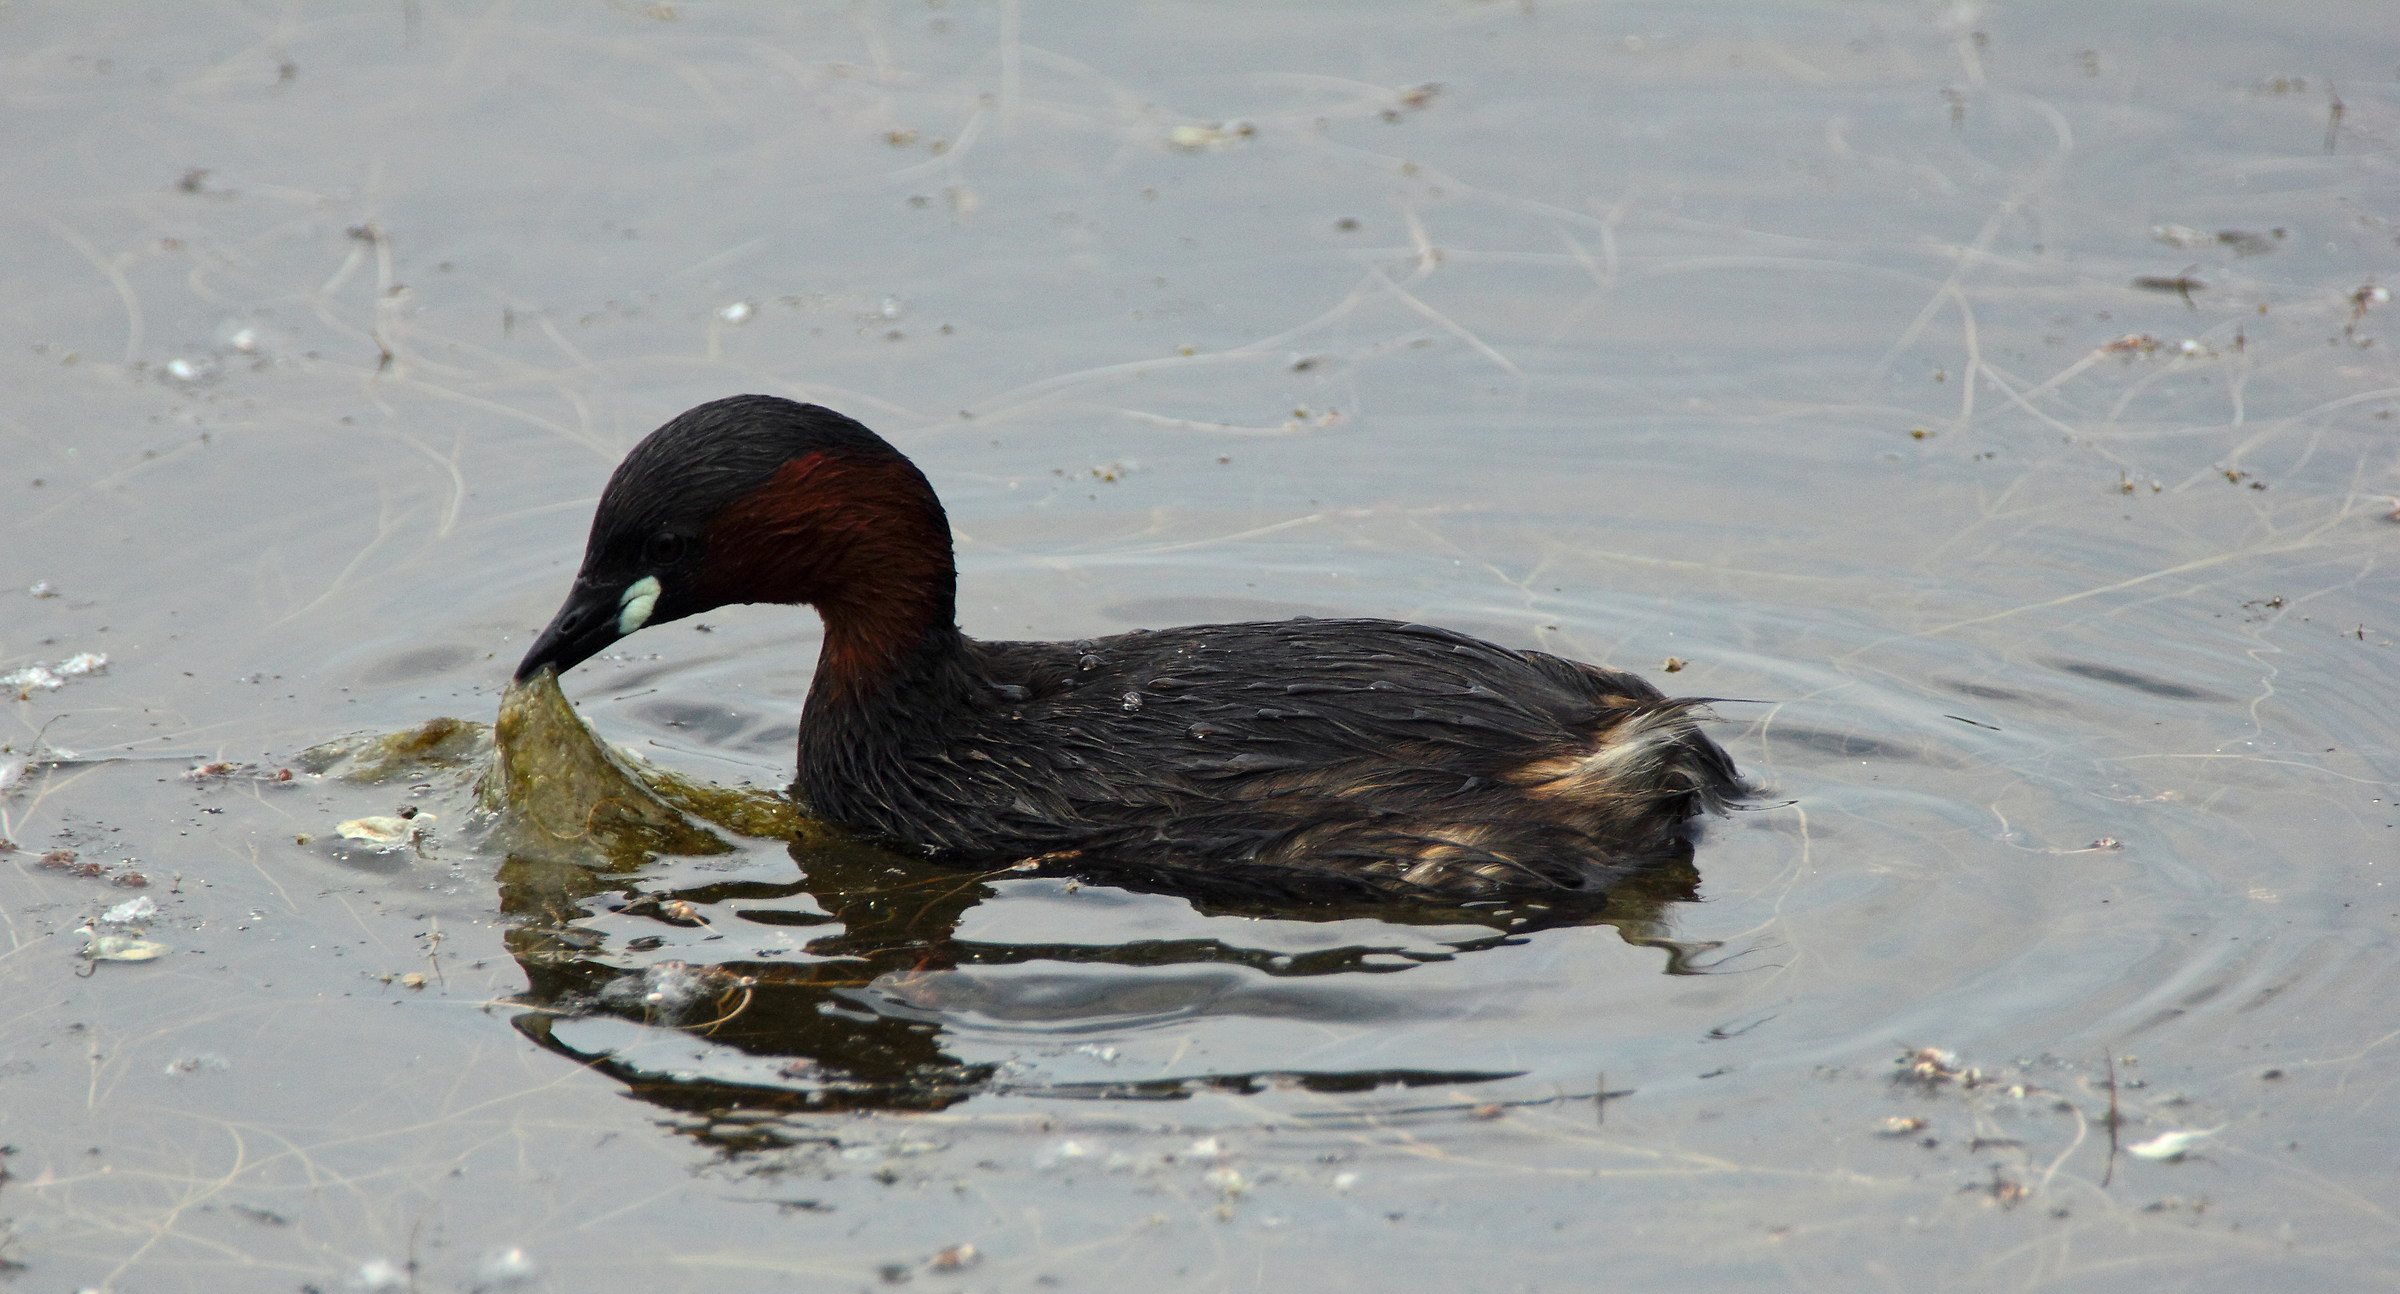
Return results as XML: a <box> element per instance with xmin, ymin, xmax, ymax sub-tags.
<box><xmin>3</xmin><ymin>2</ymin><xmax>2396</xmax><ymax>1289</ymax></box>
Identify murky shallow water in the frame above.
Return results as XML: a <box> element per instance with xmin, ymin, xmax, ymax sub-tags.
<box><xmin>4</xmin><ymin>2</ymin><xmax>2397</xmax><ymax>1289</ymax></box>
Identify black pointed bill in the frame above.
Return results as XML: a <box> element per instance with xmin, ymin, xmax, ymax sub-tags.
<box><xmin>517</xmin><ymin>577</ymin><xmax>632</xmax><ymax>682</ymax></box>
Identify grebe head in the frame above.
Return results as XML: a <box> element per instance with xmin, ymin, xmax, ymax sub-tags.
<box><xmin>515</xmin><ymin>395</ymin><xmax>956</xmax><ymax>683</ymax></box>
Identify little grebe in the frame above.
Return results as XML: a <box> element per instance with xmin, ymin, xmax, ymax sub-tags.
<box><xmin>517</xmin><ymin>396</ymin><xmax>1744</xmax><ymax>899</ymax></box>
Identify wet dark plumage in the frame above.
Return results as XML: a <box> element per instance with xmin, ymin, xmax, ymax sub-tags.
<box><xmin>518</xmin><ymin>395</ymin><xmax>1747</xmax><ymax>900</ymax></box>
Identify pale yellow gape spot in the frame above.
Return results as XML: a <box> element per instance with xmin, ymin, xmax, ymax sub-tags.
<box><xmin>617</xmin><ymin>575</ymin><xmax>662</xmax><ymax>636</ymax></box>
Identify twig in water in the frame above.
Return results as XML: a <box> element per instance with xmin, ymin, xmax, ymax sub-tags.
<box><xmin>1593</xmin><ymin>1071</ymin><xmax>1634</xmax><ymax>1125</ymax></box>
<box><xmin>2102</xmin><ymin>1052</ymin><xmax>2122</xmax><ymax>1187</ymax></box>
<box><xmin>424</xmin><ymin>918</ymin><xmax>446</xmax><ymax>989</ymax></box>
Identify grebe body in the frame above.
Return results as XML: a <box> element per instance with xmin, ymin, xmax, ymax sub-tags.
<box><xmin>518</xmin><ymin>396</ymin><xmax>1743</xmax><ymax>899</ymax></box>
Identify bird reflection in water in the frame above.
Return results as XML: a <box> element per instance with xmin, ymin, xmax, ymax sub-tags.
<box><xmin>500</xmin><ymin>833</ymin><xmax>1712</xmax><ymax>1145</ymax></box>
<box><xmin>313</xmin><ymin>674</ymin><xmax>1720</xmax><ymax>1151</ymax></box>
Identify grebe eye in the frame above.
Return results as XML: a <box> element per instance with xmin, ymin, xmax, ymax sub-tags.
<box><xmin>642</xmin><ymin>531</ymin><xmax>687</xmax><ymax>567</ymax></box>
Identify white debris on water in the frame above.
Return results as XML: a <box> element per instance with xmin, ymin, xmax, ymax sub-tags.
<box><xmin>1034</xmin><ymin>1138</ymin><xmax>1100</xmax><ymax>1170</ymax></box>
<box><xmin>717</xmin><ymin>301</ymin><xmax>753</xmax><ymax>324</ymax></box>
<box><xmin>3</xmin><ymin>651</ymin><xmax>108</xmax><ymax>693</ymax></box>
<box><xmin>1202</xmin><ymin>1166</ymin><xmax>1250</xmax><ymax>1196</ymax></box>
<box><xmin>1166</xmin><ymin>120</ymin><xmax>1256</xmax><ymax>151</ymax></box>
<box><xmin>335</xmin><ymin>813</ymin><xmax>433</xmax><ymax>849</ymax></box>
<box><xmin>599</xmin><ymin>960</ymin><xmax>710</xmax><ymax>1014</ymax></box>
<box><xmin>102</xmin><ymin>895</ymin><xmax>159</xmax><ymax>925</ymax></box>
<box><xmin>350</xmin><ymin>1258</ymin><xmax>409</xmax><ymax>1291</ymax></box>
<box><xmin>2127</xmin><ymin>1127</ymin><xmax>2221</xmax><ymax>1161</ymax></box>
<box><xmin>11</xmin><ymin>666</ymin><xmax>68</xmax><ymax>693</ymax></box>
<box><xmin>475</xmin><ymin>1246</ymin><xmax>540</xmax><ymax>1287</ymax></box>
<box><xmin>164</xmin><ymin>1052</ymin><xmax>231</xmax><ymax>1076</ymax></box>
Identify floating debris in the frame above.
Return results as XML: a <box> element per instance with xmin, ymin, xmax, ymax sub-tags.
<box><xmin>926</xmin><ymin>1244</ymin><xmax>979</xmax><ymax>1273</ymax></box>
<box><xmin>1896</xmin><ymin>1046</ymin><xmax>1979</xmax><ymax>1086</ymax></box>
<box><xmin>598</xmin><ymin>960</ymin><xmax>726</xmax><ymax>1017</ymax></box>
<box><xmin>2149</xmin><ymin>224</ymin><xmax>2279</xmax><ymax>256</ymax></box>
<box><xmin>474</xmin><ymin>1247</ymin><xmax>539</xmax><ymax>1288</ymax></box>
<box><xmin>1203</xmin><ymin>1166</ymin><xmax>1250</xmax><ymax>1197</ymax></box>
<box><xmin>1661</xmin><ymin>657</ymin><xmax>1686</xmax><ymax>673</ymax></box>
<box><xmin>2352</xmin><ymin>283</ymin><xmax>2389</xmax><ymax>323</ymax></box>
<box><xmin>298</xmin><ymin>715</ymin><xmax>489</xmax><ymax>783</ymax></box>
<box><xmin>2132</xmin><ymin>268</ymin><xmax>2206</xmax><ymax>307</ymax></box>
<box><xmin>716</xmin><ymin>301</ymin><xmax>753</xmax><ymax>324</ymax></box>
<box><xmin>1034</xmin><ymin>1139</ymin><xmax>1100</xmax><ymax>1169</ymax></box>
<box><xmin>2127</xmin><ymin>1127</ymin><xmax>2220</xmax><ymax>1161</ymax></box>
<box><xmin>27</xmin><ymin>581</ymin><xmax>57</xmax><ymax>598</ymax></box>
<box><xmin>351</xmin><ymin>1258</ymin><xmax>410</xmax><ymax>1292</ymax></box>
<box><xmin>80</xmin><ymin>931</ymin><xmax>169</xmax><ymax>962</ymax></box>
<box><xmin>2100</xmin><ymin>333</ymin><xmax>2159</xmax><ymax>355</ymax></box>
<box><xmin>187</xmin><ymin>761</ymin><xmax>295</xmax><ymax>784</ymax></box>
<box><xmin>2</xmin><ymin>651</ymin><xmax>109</xmax><ymax>694</ymax></box>
<box><xmin>1977</xmin><ymin>1166</ymin><xmax>2030</xmax><ymax>1208</ymax></box>
<box><xmin>101</xmin><ymin>895</ymin><xmax>158</xmax><ymax>925</ymax></box>
<box><xmin>2218</xmin><ymin>229</ymin><xmax>2280</xmax><ymax>256</ymax></box>
<box><xmin>1166</xmin><ymin>121</ymin><xmax>1257</xmax><ymax>151</ymax></box>
<box><xmin>163</xmin><ymin>1052</ymin><xmax>230</xmax><ymax>1076</ymax></box>
<box><xmin>35</xmin><ymin>849</ymin><xmax>99</xmax><ymax>877</ymax></box>
<box><xmin>335</xmin><ymin>811</ymin><xmax>433</xmax><ymax>849</ymax></box>
<box><xmin>1878</xmin><ymin>1116</ymin><xmax>1929</xmax><ymax>1136</ymax></box>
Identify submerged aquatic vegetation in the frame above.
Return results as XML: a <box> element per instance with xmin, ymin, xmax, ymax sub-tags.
<box><xmin>302</xmin><ymin>671</ymin><xmax>805</xmax><ymax>873</ymax></box>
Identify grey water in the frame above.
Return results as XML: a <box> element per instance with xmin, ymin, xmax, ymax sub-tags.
<box><xmin>2</xmin><ymin>3</ymin><xmax>2395</xmax><ymax>1289</ymax></box>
